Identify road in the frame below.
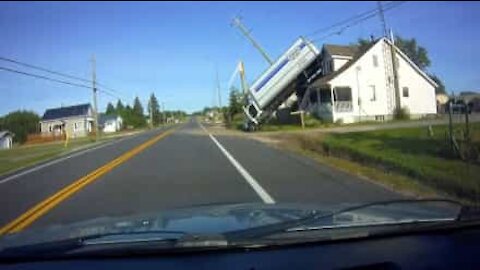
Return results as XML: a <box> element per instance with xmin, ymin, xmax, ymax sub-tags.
<box><xmin>0</xmin><ymin>119</ymin><xmax>401</xmax><ymax>233</ymax></box>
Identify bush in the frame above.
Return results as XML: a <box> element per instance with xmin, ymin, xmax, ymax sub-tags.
<box><xmin>0</xmin><ymin>110</ymin><xmax>40</xmax><ymax>144</ymax></box>
<box><xmin>303</xmin><ymin>115</ymin><xmax>323</xmax><ymax>127</ymax></box>
<box><xmin>394</xmin><ymin>107</ymin><xmax>410</xmax><ymax>120</ymax></box>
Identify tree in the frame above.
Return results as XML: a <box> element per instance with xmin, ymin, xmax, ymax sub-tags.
<box><xmin>429</xmin><ymin>74</ymin><xmax>447</xmax><ymax>94</ymax></box>
<box><xmin>126</xmin><ymin>97</ymin><xmax>146</xmax><ymax>128</ymax></box>
<box><xmin>228</xmin><ymin>87</ymin><xmax>243</xmax><ymax>116</ymax></box>
<box><xmin>357</xmin><ymin>35</ymin><xmax>431</xmax><ymax>70</ymax></box>
<box><xmin>394</xmin><ymin>36</ymin><xmax>430</xmax><ymax>70</ymax></box>
<box><xmin>106</xmin><ymin>102</ymin><xmax>116</xmax><ymax>115</ymax></box>
<box><xmin>1</xmin><ymin>110</ymin><xmax>40</xmax><ymax>144</ymax></box>
<box><xmin>116</xmin><ymin>100</ymin><xmax>124</xmax><ymax>114</ymax></box>
<box><xmin>355</xmin><ymin>38</ymin><xmax>372</xmax><ymax>52</ymax></box>
<box><xmin>133</xmin><ymin>96</ymin><xmax>144</xmax><ymax>117</ymax></box>
<box><xmin>147</xmin><ymin>93</ymin><xmax>160</xmax><ymax>125</ymax></box>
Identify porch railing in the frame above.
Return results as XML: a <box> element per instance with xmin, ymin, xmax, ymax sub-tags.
<box><xmin>334</xmin><ymin>101</ymin><xmax>353</xmax><ymax>112</ymax></box>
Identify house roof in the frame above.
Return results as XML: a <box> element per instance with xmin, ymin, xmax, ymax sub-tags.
<box><xmin>0</xmin><ymin>130</ymin><xmax>14</xmax><ymax>138</ymax></box>
<box><xmin>312</xmin><ymin>37</ymin><xmax>438</xmax><ymax>88</ymax></box>
<box><xmin>98</xmin><ymin>113</ymin><xmax>120</xmax><ymax>125</ymax></box>
<box><xmin>323</xmin><ymin>44</ymin><xmax>359</xmax><ymax>57</ymax></box>
<box><xmin>42</xmin><ymin>103</ymin><xmax>91</xmax><ymax>121</ymax></box>
<box><xmin>312</xmin><ymin>41</ymin><xmax>377</xmax><ymax>87</ymax></box>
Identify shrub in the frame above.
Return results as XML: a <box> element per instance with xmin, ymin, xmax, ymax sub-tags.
<box><xmin>303</xmin><ymin>115</ymin><xmax>323</xmax><ymax>127</ymax></box>
<box><xmin>394</xmin><ymin>107</ymin><xmax>410</xmax><ymax>120</ymax></box>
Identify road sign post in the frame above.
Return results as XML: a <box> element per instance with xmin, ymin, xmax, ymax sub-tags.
<box><xmin>291</xmin><ymin>110</ymin><xmax>305</xmax><ymax>129</ymax></box>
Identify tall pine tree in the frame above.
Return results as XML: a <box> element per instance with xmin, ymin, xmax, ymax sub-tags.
<box><xmin>147</xmin><ymin>93</ymin><xmax>160</xmax><ymax>125</ymax></box>
<box><xmin>106</xmin><ymin>102</ymin><xmax>115</xmax><ymax>115</ymax></box>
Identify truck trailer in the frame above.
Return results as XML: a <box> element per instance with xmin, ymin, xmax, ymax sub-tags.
<box><xmin>243</xmin><ymin>37</ymin><xmax>320</xmax><ymax>130</ymax></box>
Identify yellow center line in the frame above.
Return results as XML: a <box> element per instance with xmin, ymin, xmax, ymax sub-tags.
<box><xmin>0</xmin><ymin>126</ymin><xmax>179</xmax><ymax>235</ymax></box>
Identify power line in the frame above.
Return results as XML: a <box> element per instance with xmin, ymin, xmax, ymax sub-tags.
<box><xmin>98</xmin><ymin>89</ymin><xmax>126</xmax><ymax>102</ymax></box>
<box><xmin>306</xmin><ymin>1</ymin><xmax>402</xmax><ymax>38</ymax></box>
<box><xmin>309</xmin><ymin>1</ymin><xmax>406</xmax><ymax>43</ymax></box>
<box><xmin>306</xmin><ymin>5</ymin><xmax>382</xmax><ymax>37</ymax></box>
<box><xmin>0</xmin><ymin>56</ymin><xmax>92</xmax><ymax>84</ymax></box>
<box><xmin>0</xmin><ymin>65</ymin><xmax>127</xmax><ymax>103</ymax></box>
<box><xmin>0</xmin><ymin>55</ymin><xmax>125</xmax><ymax>96</ymax></box>
<box><xmin>0</xmin><ymin>66</ymin><xmax>91</xmax><ymax>89</ymax></box>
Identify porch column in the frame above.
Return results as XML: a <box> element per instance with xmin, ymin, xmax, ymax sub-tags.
<box><xmin>330</xmin><ymin>86</ymin><xmax>334</xmax><ymax>106</ymax></box>
<box><xmin>330</xmin><ymin>86</ymin><xmax>335</xmax><ymax>121</ymax></box>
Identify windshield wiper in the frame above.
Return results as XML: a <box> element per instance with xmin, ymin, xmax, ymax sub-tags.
<box><xmin>0</xmin><ymin>230</ymin><xmax>189</xmax><ymax>259</ymax></box>
<box><xmin>224</xmin><ymin>199</ymin><xmax>464</xmax><ymax>240</ymax></box>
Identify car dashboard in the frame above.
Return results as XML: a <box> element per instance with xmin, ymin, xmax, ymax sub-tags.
<box><xmin>2</xmin><ymin>225</ymin><xmax>480</xmax><ymax>270</ymax></box>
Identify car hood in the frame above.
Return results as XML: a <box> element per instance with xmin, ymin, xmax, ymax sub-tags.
<box><xmin>0</xmin><ymin>201</ymin><xmax>460</xmax><ymax>249</ymax></box>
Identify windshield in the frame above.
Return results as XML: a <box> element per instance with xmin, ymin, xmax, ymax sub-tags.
<box><xmin>0</xmin><ymin>1</ymin><xmax>479</xmax><ymax>256</ymax></box>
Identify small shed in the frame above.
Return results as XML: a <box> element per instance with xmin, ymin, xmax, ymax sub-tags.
<box><xmin>0</xmin><ymin>131</ymin><xmax>14</xmax><ymax>150</ymax></box>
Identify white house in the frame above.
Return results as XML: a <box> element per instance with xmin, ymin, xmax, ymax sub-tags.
<box><xmin>99</xmin><ymin>114</ymin><xmax>123</xmax><ymax>133</ymax></box>
<box><xmin>0</xmin><ymin>131</ymin><xmax>14</xmax><ymax>150</ymax></box>
<box><xmin>300</xmin><ymin>37</ymin><xmax>438</xmax><ymax>123</ymax></box>
<box><xmin>40</xmin><ymin>103</ymin><xmax>94</xmax><ymax>138</ymax></box>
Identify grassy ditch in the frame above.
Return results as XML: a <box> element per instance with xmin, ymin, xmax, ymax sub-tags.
<box><xmin>262</xmin><ymin>123</ymin><xmax>480</xmax><ymax>204</ymax></box>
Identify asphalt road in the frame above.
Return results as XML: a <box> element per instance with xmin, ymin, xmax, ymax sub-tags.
<box><xmin>0</xmin><ymin>119</ymin><xmax>401</xmax><ymax>232</ymax></box>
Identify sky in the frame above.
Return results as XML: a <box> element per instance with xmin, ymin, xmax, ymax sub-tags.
<box><xmin>0</xmin><ymin>1</ymin><xmax>479</xmax><ymax>116</ymax></box>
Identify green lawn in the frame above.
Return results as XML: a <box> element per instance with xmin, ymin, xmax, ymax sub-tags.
<box><xmin>0</xmin><ymin>136</ymin><xmax>109</xmax><ymax>177</ymax></box>
<box><xmin>323</xmin><ymin>123</ymin><xmax>480</xmax><ymax>203</ymax></box>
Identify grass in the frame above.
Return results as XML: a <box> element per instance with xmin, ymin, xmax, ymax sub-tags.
<box><xmin>246</xmin><ymin>113</ymin><xmax>443</xmax><ymax>133</ymax></box>
<box><xmin>259</xmin><ymin>122</ymin><xmax>480</xmax><ymax>205</ymax></box>
<box><xmin>321</xmin><ymin>123</ymin><xmax>480</xmax><ymax>203</ymax></box>
<box><xmin>0</xmin><ymin>135</ymin><xmax>116</xmax><ymax>177</ymax></box>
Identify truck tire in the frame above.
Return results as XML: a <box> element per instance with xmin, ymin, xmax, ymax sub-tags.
<box><xmin>246</xmin><ymin>122</ymin><xmax>257</xmax><ymax>132</ymax></box>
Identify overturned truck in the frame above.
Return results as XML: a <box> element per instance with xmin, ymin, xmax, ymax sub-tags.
<box><xmin>243</xmin><ymin>37</ymin><xmax>320</xmax><ymax>130</ymax></box>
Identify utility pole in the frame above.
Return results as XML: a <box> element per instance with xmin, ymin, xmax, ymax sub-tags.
<box><xmin>162</xmin><ymin>102</ymin><xmax>166</xmax><ymax>125</ymax></box>
<box><xmin>377</xmin><ymin>1</ymin><xmax>388</xmax><ymax>37</ymax></box>
<box><xmin>232</xmin><ymin>16</ymin><xmax>274</xmax><ymax>65</ymax></box>
<box><xmin>91</xmin><ymin>55</ymin><xmax>99</xmax><ymax>141</ymax></box>
<box><xmin>378</xmin><ymin>1</ymin><xmax>400</xmax><ymax>112</ymax></box>
<box><xmin>238</xmin><ymin>61</ymin><xmax>248</xmax><ymax>95</ymax></box>
<box><xmin>389</xmin><ymin>28</ymin><xmax>401</xmax><ymax>111</ymax></box>
<box><xmin>149</xmin><ymin>94</ymin><xmax>154</xmax><ymax>129</ymax></box>
<box><xmin>216</xmin><ymin>66</ymin><xmax>222</xmax><ymax>108</ymax></box>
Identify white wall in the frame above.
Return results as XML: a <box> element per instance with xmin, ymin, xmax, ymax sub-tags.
<box><xmin>103</xmin><ymin>121</ymin><xmax>117</xmax><ymax>133</ymax></box>
<box><xmin>327</xmin><ymin>39</ymin><xmax>436</xmax><ymax>123</ymax></box>
<box><xmin>40</xmin><ymin>117</ymin><xmax>93</xmax><ymax>138</ymax></box>
<box><xmin>102</xmin><ymin>117</ymin><xmax>122</xmax><ymax>133</ymax></box>
<box><xmin>332</xmin><ymin>58</ymin><xmax>350</xmax><ymax>71</ymax></box>
<box><xmin>396</xmin><ymin>53</ymin><xmax>437</xmax><ymax>114</ymax></box>
<box><xmin>0</xmin><ymin>136</ymin><xmax>12</xmax><ymax>149</ymax></box>
<box><xmin>329</xmin><ymin>41</ymin><xmax>390</xmax><ymax>122</ymax></box>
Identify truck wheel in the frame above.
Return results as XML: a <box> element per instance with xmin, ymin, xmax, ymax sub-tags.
<box><xmin>246</xmin><ymin>122</ymin><xmax>257</xmax><ymax>132</ymax></box>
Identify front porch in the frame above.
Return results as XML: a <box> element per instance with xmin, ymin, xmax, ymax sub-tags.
<box><xmin>301</xmin><ymin>85</ymin><xmax>354</xmax><ymax>123</ymax></box>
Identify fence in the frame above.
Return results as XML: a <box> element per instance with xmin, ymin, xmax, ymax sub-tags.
<box><xmin>25</xmin><ymin>133</ymin><xmax>66</xmax><ymax>145</ymax></box>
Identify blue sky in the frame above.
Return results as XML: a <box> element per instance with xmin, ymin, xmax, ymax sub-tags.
<box><xmin>0</xmin><ymin>1</ymin><xmax>479</xmax><ymax>115</ymax></box>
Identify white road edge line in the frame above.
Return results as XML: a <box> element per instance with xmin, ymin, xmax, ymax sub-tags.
<box><xmin>199</xmin><ymin>123</ymin><xmax>275</xmax><ymax>204</ymax></box>
<box><xmin>0</xmin><ymin>132</ymin><xmax>140</xmax><ymax>185</ymax></box>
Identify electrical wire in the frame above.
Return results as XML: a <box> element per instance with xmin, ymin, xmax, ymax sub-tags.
<box><xmin>0</xmin><ymin>66</ymin><xmax>91</xmax><ymax>89</ymax></box>
<box><xmin>0</xmin><ymin>65</ymin><xmax>127</xmax><ymax>103</ymax></box>
<box><xmin>0</xmin><ymin>56</ymin><xmax>125</xmax><ymax>97</ymax></box>
<box><xmin>307</xmin><ymin>1</ymin><xmax>406</xmax><ymax>43</ymax></box>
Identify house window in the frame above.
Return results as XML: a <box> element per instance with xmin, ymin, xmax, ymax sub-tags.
<box><xmin>74</xmin><ymin>122</ymin><xmax>78</xmax><ymax>131</ymax></box>
<box><xmin>328</xmin><ymin>60</ymin><xmax>333</xmax><ymax>72</ymax></box>
<box><xmin>333</xmin><ymin>87</ymin><xmax>352</xmax><ymax>101</ymax></box>
<box><xmin>372</xmin><ymin>55</ymin><xmax>378</xmax><ymax>67</ymax></box>
<box><xmin>319</xmin><ymin>89</ymin><xmax>332</xmax><ymax>103</ymax></box>
<box><xmin>309</xmin><ymin>89</ymin><xmax>318</xmax><ymax>103</ymax></box>
<box><xmin>403</xmin><ymin>87</ymin><xmax>409</xmax><ymax>97</ymax></box>
<box><xmin>49</xmin><ymin>125</ymin><xmax>52</xmax><ymax>132</ymax></box>
<box><xmin>369</xmin><ymin>85</ymin><xmax>376</xmax><ymax>101</ymax></box>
